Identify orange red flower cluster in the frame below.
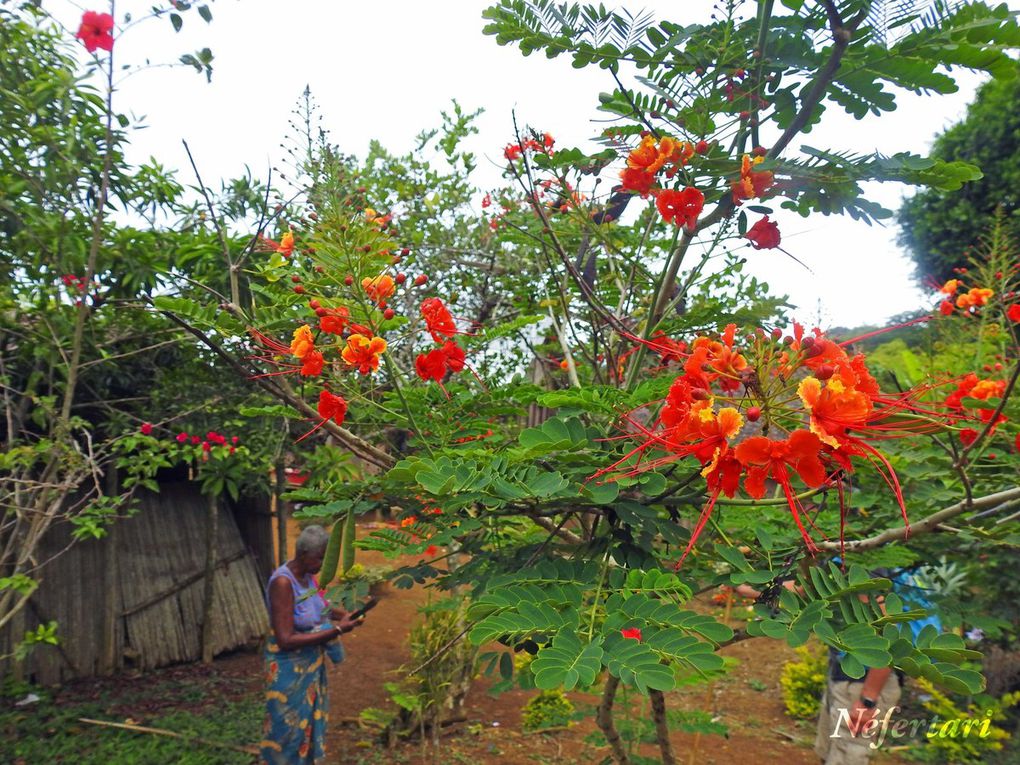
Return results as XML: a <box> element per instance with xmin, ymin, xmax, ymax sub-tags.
<box><xmin>618</xmin><ymin>134</ymin><xmax>704</xmax><ymax>229</ymax></box>
<box><xmin>504</xmin><ymin>132</ymin><xmax>555</xmax><ymax>161</ymax></box>
<box><xmin>599</xmin><ymin>322</ymin><xmax>953</xmax><ymax>564</ymax></box>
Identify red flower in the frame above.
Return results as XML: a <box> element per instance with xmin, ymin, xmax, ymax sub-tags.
<box><xmin>415</xmin><ymin>348</ymin><xmax>448</xmax><ymax>383</ymax></box>
<box><xmin>959</xmin><ymin>428</ymin><xmax>979</xmax><ymax>446</ymax></box>
<box><xmin>191</xmin><ymin>435</ymin><xmax>201</xmax><ymax>445</ymax></box>
<box><xmin>504</xmin><ymin>143</ymin><xmax>523</xmax><ymax>161</ymax></box>
<box><xmin>619</xmin><ymin>167</ymin><xmax>657</xmax><ymax>197</ymax></box>
<box><xmin>76</xmin><ymin>11</ymin><xmax>114</xmax><ymax>53</ymax></box>
<box><xmin>300</xmin><ymin>350</ymin><xmax>325</xmax><ymax>377</ymax></box>
<box><xmin>746</xmin><ymin>216</ymin><xmax>781</xmax><ymax>250</ymax></box>
<box><xmin>176</xmin><ymin>432</ymin><xmax>188</xmax><ymax>443</ymax></box>
<box><xmin>319</xmin><ymin>306</ymin><xmax>351</xmax><ymax>335</ymax></box>
<box><xmin>1007</xmin><ymin>304</ymin><xmax>1020</xmax><ymax>322</ymax></box>
<box><xmin>481</xmin><ymin>194</ymin><xmax>492</xmax><ymax>209</ymax></box>
<box><xmin>656</xmin><ymin>187</ymin><xmax>704</xmax><ymax>230</ymax></box>
<box><xmin>620</xmin><ymin>627</ymin><xmax>642</xmax><ymax>641</ymax></box>
<box><xmin>317</xmin><ymin>390</ymin><xmax>347</xmax><ymax>426</ymax></box>
<box><xmin>938</xmin><ymin>301</ymin><xmax>955</xmax><ymax>316</ymax></box>
<box><xmin>421</xmin><ymin>298</ymin><xmax>458</xmax><ymax>342</ymax></box>
<box><xmin>140</xmin><ymin>423</ymin><xmax>153</xmax><ymax>435</ymax></box>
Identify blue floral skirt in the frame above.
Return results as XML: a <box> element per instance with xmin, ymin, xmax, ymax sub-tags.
<box><xmin>259</xmin><ymin>636</ymin><xmax>329</xmax><ymax>764</ymax></box>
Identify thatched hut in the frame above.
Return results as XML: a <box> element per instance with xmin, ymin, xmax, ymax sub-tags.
<box><xmin>0</xmin><ymin>481</ymin><xmax>274</xmax><ymax>685</ymax></box>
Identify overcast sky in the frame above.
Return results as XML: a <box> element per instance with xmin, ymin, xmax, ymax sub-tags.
<box><xmin>50</xmin><ymin>0</ymin><xmax>1020</xmax><ymax>327</ymax></box>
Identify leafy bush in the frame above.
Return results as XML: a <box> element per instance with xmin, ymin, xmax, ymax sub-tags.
<box><xmin>911</xmin><ymin>678</ymin><xmax>1020</xmax><ymax>764</ymax></box>
<box><xmin>780</xmin><ymin>644</ymin><xmax>827</xmax><ymax>719</ymax></box>
<box><xmin>521</xmin><ymin>689</ymin><xmax>575</xmax><ymax>731</ymax></box>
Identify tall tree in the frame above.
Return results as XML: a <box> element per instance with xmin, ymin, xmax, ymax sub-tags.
<box><xmin>898</xmin><ymin>61</ymin><xmax>1020</xmax><ymax>284</ymax></box>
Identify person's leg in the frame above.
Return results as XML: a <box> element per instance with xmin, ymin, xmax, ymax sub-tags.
<box><xmin>821</xmin><ymin>674</ymin><xmax>902</xmax><ymax>764</ymax></box>
<box><xmin>814</xmin><ymin>680</ymin><xmax>835</xmax><ymax>762</ymax></box>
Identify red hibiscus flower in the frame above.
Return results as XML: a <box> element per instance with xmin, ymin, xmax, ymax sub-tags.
<box><xmin>656</xmin><ymin>186</ymin><xmax>704</xmax><ymax>230</ymax></box>
<box><xmin>746</xmin><ymin>216</ymin><xmax>781</xmax><ymax>249</ymax></box>
<box><xmin>76</xmin><ymin>11</ymin><xmax>114</xmax><ymax>53</ymax></box>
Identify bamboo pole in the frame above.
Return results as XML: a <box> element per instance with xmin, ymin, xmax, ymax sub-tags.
<box><xmin>78</xmin><ymin>718</ymin><xmax>259</xmax><ymax>755</ymax></box>
<box><xmin>200</xmin><ymin>492</ymin><xmax>219</xmax><ymax>664</ymax></box>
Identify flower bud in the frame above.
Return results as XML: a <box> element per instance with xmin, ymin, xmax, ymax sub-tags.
<box><xmin>816</xmin><ymin>364</ymin><xmax>834</xmax><ymax>380</ymax></box>
<box><xmin>746</xmin><ymin>406</ymin><xmax>761</xmax><ymax>422</ymax></box>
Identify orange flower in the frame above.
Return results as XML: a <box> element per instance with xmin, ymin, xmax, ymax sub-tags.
<box><xmin>362</xmin><ymin>275</ymin><xmax>396</xmax><ymax>304</ymax></box>
<box><xmin>797</xmin><ymin>376</ymin><xmax>873</xmax><ymax>448</ymax></box>
<box><xmin>627</xmin><ymin>135</ymin><xmax>670</xmax><ymax>174</ymax></box>
<box><xmin>341</xmin><ymin>334</ymin><xmax>387</xmax><ymax>374</ymax></box>
<box><xmin>258</xmin><ymin>231</ymin><xmax>295</xmax><ymax>257</ymax></box>
<box><xmin>684</xmin><ymin>324</ymin><xmax>747</xmax><ymax>393</ymax></box>
<box><xmin>939</xmin><ymin>279</ymin><xmax>960</xmax><ymax>295</ymax></box>
<box><xmin>731</xmin><ymin>154</ymin><xmax>774</xmax><ymax>204</ymax></box>
<box><xmin>317</xmin><ymin>390</ymin><xmax>347</xmax><ymax>425</ymax></box>
<box><xmin>956</xmin><ymin>287</ymin><xmax>994</xmax><ymax>309</ymax></box>
<box><xmin>400</xmin><ymin>516</ymin><xmax>417</xmax><ymax>528</ymax></box>
<box><xmin>290</xmin><ymin>325</ymin><xmax>315</xmax><ymax>359</ymax></box>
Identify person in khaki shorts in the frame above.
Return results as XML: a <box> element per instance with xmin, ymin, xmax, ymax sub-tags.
<box><xmin>814</xmin><ymin>657</ymin><xmax>902</xmax><ymax>764</ymax></box>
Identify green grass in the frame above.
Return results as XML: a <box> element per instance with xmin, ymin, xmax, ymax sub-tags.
<box><xmin>0</xmin><ymin>694</ymin><xmax>262</xmax><ymax>764</ymax></box>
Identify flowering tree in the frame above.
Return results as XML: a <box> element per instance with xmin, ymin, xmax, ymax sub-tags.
<box><xmin>156</xmin><ymin>1</ymin><xmax>1020</xmax><ymax>760</ymax></box>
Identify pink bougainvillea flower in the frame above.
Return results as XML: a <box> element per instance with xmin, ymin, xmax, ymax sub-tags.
<box><xmin>76</xmin><ymin>11</ymin><xmax>114</xmax><ymax>53</ymax></box>
<box><xmin>746</xmin><ymin>216</ymin><xmax>781</xmax><ymax>249</ymax></box>
<box><xmin>620</xmin><ymin>627</ymin><xmax>642</xmax><ymax>641</ymax></box>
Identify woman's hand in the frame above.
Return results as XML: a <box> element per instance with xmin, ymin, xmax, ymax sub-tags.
<box><xmin>334</xmin><ymin>613</ymin><xmax>365</xmax><ymax>634</ymax></box>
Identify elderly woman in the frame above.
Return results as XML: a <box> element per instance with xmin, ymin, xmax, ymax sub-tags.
<box><xmin>259</xmin><ymin>525</ymin><xmax>365</xmax><ymax>764</ymax></box>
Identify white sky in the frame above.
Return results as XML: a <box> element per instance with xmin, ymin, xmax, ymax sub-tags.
<box><xmin>48</xmin><ymin>0</ymin><xmax>1020</xmax><ymax>327</ymax></box>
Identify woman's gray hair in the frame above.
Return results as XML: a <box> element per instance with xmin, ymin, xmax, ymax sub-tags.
<box><xmin>295</xmin><ymin>525</ymin><xmax>330</xmax><ymax>557</ymax></box>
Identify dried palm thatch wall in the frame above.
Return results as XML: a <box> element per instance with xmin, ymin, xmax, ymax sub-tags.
<box><xmin>1</xmin><ymin>482</ymin><xmax>270</xmax><ymax>685</ymax></box>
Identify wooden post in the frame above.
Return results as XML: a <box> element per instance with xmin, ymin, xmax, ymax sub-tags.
<box><xmin>99</xmin><ymin>463</ymin><xmax>120</xmax><ymax>675</ymax></box>
<box><xmin>200</xmin><ymin>492</ymin><xmax>219</xmax><ymax>664</ymax></box>
<box><xmin>274</xmin><ymin>463</ymin><xmax>289</xmax><ymax>565</ymax></box>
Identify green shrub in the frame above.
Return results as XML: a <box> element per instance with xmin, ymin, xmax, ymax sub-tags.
<box><xmin>780</xmin><ymin>644</ymin><xmax>827</xmax><ymax>719</ymax></box>
<box><xmin>521</xmin><ymin>689</ymin><xmax>574</xmax><ymax>731</ymax></box>
<box><xmin>912</xmin><ymin>677</ymin><xmax>1020</xmax><ymax>764</ymax></box>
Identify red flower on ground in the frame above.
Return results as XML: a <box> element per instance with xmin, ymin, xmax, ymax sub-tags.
<box><xmin>656</xmin><ymin>186</ymin><xmax>704</xmax><ymax>230</ymax></box>
<box><xmin>746</xmin><ymin>216</ymin><xmax>781</xmax><ymax>249</ymax></box>
<box><xmin>76</xmin><ymin>11</ymin><xmax>114</xmax><ymax>53</ymax></box>
<box><xmin>620</xmin><ymin>627</ymin><xmax>642</xmax><ymax>641</ymax></box>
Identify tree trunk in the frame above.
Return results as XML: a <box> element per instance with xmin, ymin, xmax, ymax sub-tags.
<box><xmin>596</xmin><ymin>674</ymin><xmax>630</xmax><ymax>765</ymax></box>
<box><xmin>649</xmin><ymin>689</ymin><xmax>677</xmax><ymax>765</ymax></box>
<box><xmin>274</xmin><ymin>462</ymin><xmax>289</xmax><ymax>565</ymax></box>
<box><xmin>200</xmin><ymin>492</ymin><xmax>219</xmax><ymax>664</ymax></box>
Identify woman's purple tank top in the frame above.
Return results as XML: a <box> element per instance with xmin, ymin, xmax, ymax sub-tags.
<box><xmin>266</xmin><ymin>563</ymin><xmax>327</xmax><ymax>632</ymax></box>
